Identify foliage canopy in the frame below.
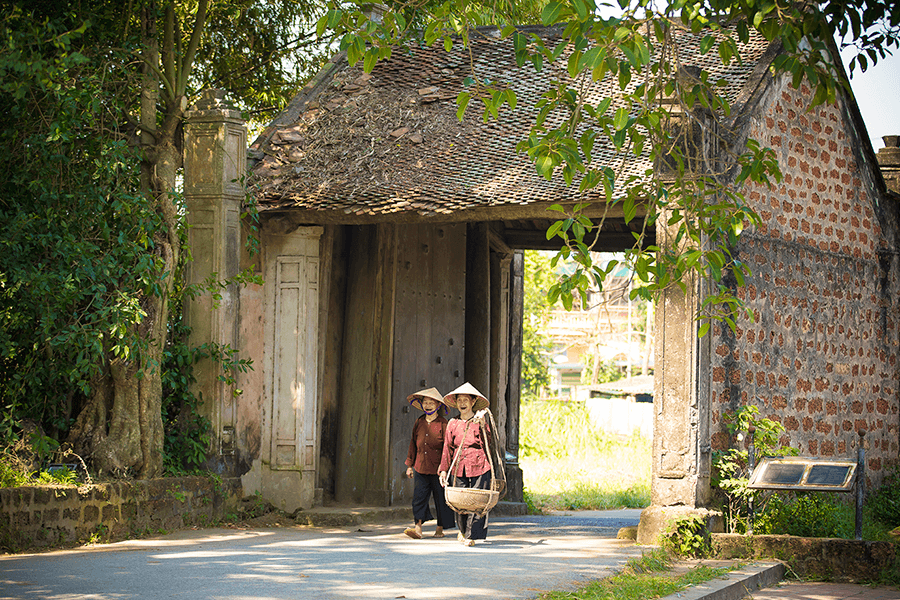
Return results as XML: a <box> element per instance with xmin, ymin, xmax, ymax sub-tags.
<box><xmin>0</xmin><ymin>0</ymin><xmax>330</xmax><ymax>475</ymax></box>
<box><xmin>321</xmin><ymin>0</ymin><xmax>898</xmax><ymax>332</ymax></box>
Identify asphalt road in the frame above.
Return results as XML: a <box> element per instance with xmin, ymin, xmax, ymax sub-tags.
<box><xmin>0</xmin><ymin>509</ymin><xmax>644</xmax><ymax>600</ymax></box>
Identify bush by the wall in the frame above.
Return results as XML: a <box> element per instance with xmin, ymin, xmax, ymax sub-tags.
<box><xmin>868</xmin><ymin>465</ymin><xmax>900</xmax><ymax>527</ymax></box>
<box><xmin>755</xmin><ymin>493</ymin><xmax>844</xmax><ymax>538</ymax></box>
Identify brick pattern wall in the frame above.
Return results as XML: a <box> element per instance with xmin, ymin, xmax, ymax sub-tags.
<box><xmin>709</xmin><ymin>78</ymin><xmax>900</xmax><ymax>484</ymax></box>
<box><xmin>0</xmin><ymin>477</ymin><xmax>242</xmax><ymax>551</ymax></box>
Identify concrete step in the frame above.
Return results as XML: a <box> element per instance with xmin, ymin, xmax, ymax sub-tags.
<box><xmin>658</xmin><ymin>561</ymin><xmax>785</xmax><ymax>600</ymax></box>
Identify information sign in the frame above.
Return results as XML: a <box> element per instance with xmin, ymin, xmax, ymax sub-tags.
<box><xmin>747</xmin><ymin>457</ymin><xmax>856</xmax><ymax>492</ymax></box>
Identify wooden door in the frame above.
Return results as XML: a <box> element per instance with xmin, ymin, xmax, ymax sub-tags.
<box><xmin>389</xmin><ymin>223</ymin><xmax>466</xmax><ymax>504</ymax></box>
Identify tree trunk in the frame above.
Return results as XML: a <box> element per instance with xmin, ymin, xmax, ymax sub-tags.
<box><xmin>67</xmin><ymin>2</ymin><xmax>182</xmax><ymax>479</ymax></box>
<box><xmin>67</xmin><ymin>225</ymin><xmax>173</xmax><ymax>478</ymax></box>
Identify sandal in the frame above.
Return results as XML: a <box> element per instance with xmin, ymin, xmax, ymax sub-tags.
<box><xmin>404</xmin><ymin>528</ymin><xmax>422</xmax><ymax>539</ymax></box>
<box><xmin>432</xmin><ymin>532</ymin><xmax>445</xmax><ymax>538</ymax></box>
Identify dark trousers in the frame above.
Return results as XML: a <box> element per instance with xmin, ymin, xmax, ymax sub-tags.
<box><xmin>454</xmin><ymin>472</ymin><xmax>491</xmax><ymax>540</ymax></box>
<box><xmin>412</xmin><ymin>472</ymin><xmax>455</xmax><ymax>529</ymax></box>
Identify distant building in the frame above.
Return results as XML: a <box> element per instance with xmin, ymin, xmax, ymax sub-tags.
<box><xmin>546</xmin><ymin>257</ymin><xmax>652</xmax><ymax>397</ymax></box>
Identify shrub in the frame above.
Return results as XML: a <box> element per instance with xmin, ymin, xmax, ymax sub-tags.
<box><xmin>868</xmin><ymin>464</ymin><xmax>900</xmax><ymax>527</ymax></box>
<box><xmin>755</xmin><ymin>493</ymin><xmax>844</xmax><ymax>538</ymax></box>
<box><xmin>660</xmin><ymin>514</ymin><xmax>710</xmax><ymax>558</ymax></box>
<box><xmin>711</xmin><ymin>405</ymin><xmax>798</xmax><ymax>533</ymax></box>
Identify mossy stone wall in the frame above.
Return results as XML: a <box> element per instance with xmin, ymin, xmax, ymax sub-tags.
<box><xmin>0</xmin><ymin>476</ymin><xmax>241</xmax><ymax>552</ymax></box>
<box><xmin>712</xmin><ymin>533</ymin><xmax>897</xmax><ymax>582</ymax></box>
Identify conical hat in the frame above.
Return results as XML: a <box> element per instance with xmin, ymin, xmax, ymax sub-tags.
<box><xmin>406</xmin><ymin>387</ymin><xmax>447</xmax><ymax>412</ymax></box>
<box><xmin>443</xmin><ymin>382</ymin><xmax>489</xmax><ymax>412</ymax></box>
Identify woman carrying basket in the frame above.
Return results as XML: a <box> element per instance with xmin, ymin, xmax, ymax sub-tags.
<box><xmin>439</xmin><ymin>382</ymin><xmax>501</xmax><ymax>547</ymax></box>
<box><xmin>403</xmin><ymin>387</ymin><xmax>456</xmax><ymax>540</ymax></box>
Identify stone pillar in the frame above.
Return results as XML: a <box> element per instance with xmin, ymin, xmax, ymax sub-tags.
<box><xmin>876</xmin><ymin>135</ymin><xmax>900</xmax><ymax>195</ymax></box>
<box><xmin>183</xmin><ymin>89</ymin><xmax>247</xmax><ymax>474</ymax></box>
<box><xmin>636</xmin><ymin>213</ymin><xmax>719</xmax><ymax>545</ymax></box>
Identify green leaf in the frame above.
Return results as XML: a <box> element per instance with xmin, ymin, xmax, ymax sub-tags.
<box><xmin>572</xmin><ymin>0</ymin><xmax>590</xmax><ymax>20</ymax></box>
<box><xmin>571</xmin><ymin>219</ymin><xmax>585</xmax><ymax>240</ymax></box>
<box><xmin>621</xmin><ymin>44</ymin><xmax>638</xmax><ymax>67</ymax></box>
<box><xmin>315</xmin><ymin>14</ymin><xmax>328</xmax><ymax>38</ymax></box>
<box><xmin>541</xmin><ymin>1</ymin><xmax>566</xmax><ymax>26</ymax></box>
<box><xmin>536</xmin><ymin>155</ymin><xmax>555</xmax><ymax>180</ymax></box>
<box><xmin>363</xmin><ymin>49</ymin><xmax>378</xmax><ymax>73</ymax></box>
<box><xmin>718</xmin><ymin>39</ymin><xmax>734</xmax><ymax>65</ymax></box>
<box><xmin>623</xmin><ymin>196</ymin><xmax>636</xmax><ymax>223</ymax></box>
<box><xmin>514</xmin><ymin>32</ymin><xmax>528</xmax><ymax>67</ymax></box>
<box><xmin>546</xmin><ymin>220</ymin><xmax>564</xmax><ymax>240</ymax></box>
<box><xmin>505</xmin><ymin>89</ymin><xmax>517</xmax><ymax>111</ymax></box>
<box><xmin>456</xmin><ymin>92</ymin><xmax>471</xmax><ymax>120</ymax></box>
<box><xmin>618</xmin><ymin>63</ymin><xmax>632</xmax><ymax>89</ymax></box>
<box><xmin>613</xmin><ymin>107</ymin><xmax>629</xmax><ymax>131</ymax></box>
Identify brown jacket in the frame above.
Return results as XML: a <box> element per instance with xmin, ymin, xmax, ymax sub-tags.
<box><xmin>405</xmin><ymin>414</ymin><xmax>448</xmax><ymax>475</ymax></box>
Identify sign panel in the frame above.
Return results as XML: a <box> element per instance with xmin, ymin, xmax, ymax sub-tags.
<box><xmin>747</xmin><ymin>457</ymin><xmax>857</xmax><ymax>492</ymax></box>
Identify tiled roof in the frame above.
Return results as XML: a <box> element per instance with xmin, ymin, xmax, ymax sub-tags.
<box><xmin>249</xmin><ymin>24</ymin><xmax>774</xmax><ymax>221</ymax></box>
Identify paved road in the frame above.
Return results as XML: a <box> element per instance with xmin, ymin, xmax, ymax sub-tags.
<box><xmin>0</xmin><ymin>510</ymin><xmax>645</xmax><ymax>600</ymax></box>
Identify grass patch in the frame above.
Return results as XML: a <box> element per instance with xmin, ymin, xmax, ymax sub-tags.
<box><xmin>536</xmin><ymin>548</ymin><xmax>733</xmax><ymax>600</ymax></box>
<box><xmin>520</xmin><ymin>396</ymin><xmax>651</xmax><ymax>512</ymax></box>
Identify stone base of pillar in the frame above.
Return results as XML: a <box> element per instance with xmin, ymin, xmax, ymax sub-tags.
<box><xmin>636</xmin><ymin>505</ymin><xmax>724</xmax><ymax>546</ymax></box>
<box><xmin>203</xmin><ymin>455</ymin><xmax>241</xmax><ymax>478</ymax></box>
<box><xmin>504</xmin><ymin>463</ymin><xmax>524</xmax><ymax>503</ymax></box>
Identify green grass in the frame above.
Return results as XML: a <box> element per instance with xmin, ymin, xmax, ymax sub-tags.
<box><xmin>536</xmin><ymin>549</ymin><xmax>734</xmax><ymax>600</ymax></box>
<box><xmin>520</xmin><ymin>396</ymin><xmax>651</xmax><ymax>512</ymax></box>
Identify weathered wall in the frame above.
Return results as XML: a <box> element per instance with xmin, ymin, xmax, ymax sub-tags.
<box><xmin>0</xmin><ymin>477</ymin><xmax>242</xmax><ymax>551</ymax></box>
<box><xmin>713</xmin><ymin>533</ymin><xmax>896</xmax><ymax>582</ymax></box>
<box><xmin>710</xmin><ymin>77</ymin><xmax>900</xmax><ymax>485</ymax></box>
<box><xmin>234</xmin><ymin>219</ymin><xmax>265</xmax><ymax>478</ymax></box>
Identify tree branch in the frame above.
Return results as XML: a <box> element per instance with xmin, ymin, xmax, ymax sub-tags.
<box><xmin>177</xmin><ymin>0</ymin><xmax>208</xmax><ymax>96</ymax></box>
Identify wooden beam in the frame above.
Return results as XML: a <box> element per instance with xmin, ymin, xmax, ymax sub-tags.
<box><xmin>258</xmin><ymin>200</ymin><xmax>645</xmax><ymax>226</ymax></box>
<box><xmin>502</xmin><ymin>229</ymin><xmax>655</xmax><ymax>251</ymax></box>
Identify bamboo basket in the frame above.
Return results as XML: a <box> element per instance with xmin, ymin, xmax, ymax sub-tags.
<box><xmin>445</xmin><ymin>486</ymin><xmax>499</xmax><ymax>515</ymax></box>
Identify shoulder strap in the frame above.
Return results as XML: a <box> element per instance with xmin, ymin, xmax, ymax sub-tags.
<box><xmin>447</xmin><ymin>417</ymin><xmax>498</xmax><ymax>486</ymax></box>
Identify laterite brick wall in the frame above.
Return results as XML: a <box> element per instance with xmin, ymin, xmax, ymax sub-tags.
<box><xmin>0</xmin><ymin>477</ymin><xmax>242</xmax><ymax>551</ymax></box>
<box><xmin>709</xmin><ymin>77</ymin><xmax>900</xmax><ymax>487</ymax></box>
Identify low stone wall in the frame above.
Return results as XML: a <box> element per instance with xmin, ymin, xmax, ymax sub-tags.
<box><xmin>0</xmin><ymin>476</ymin><xmax>242</xmax><ymax>552</ymax></box>
<box><xmin>712</xmin><ymin>533</ymin><xmax>898</xmax><ymax>582</ymax></box>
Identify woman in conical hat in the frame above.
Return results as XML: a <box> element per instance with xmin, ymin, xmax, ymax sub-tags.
<box><xmin>442</xmin><ymin>381</ymin><xmax>489</xmax><ymax>412</ymax></box>
<box><xmin>403</xmin><ymin>387</ymin><xmax>455</xmax><ymax>540</ymax></box>
<box><xmin>439</xmin><ymin>382</ymin><xmax>494</xmax><ymax>546</ymax></box>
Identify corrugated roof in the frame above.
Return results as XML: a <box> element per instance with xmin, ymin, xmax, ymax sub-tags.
<box><xmin>594</xmin><ymin>375</ymin><xmax>655</xmax><ymax>395</ymax></box>
<box><xmin>249</xmin><ymin>24</ymin><xmax>774</xmax><ymax>221</ymax></box>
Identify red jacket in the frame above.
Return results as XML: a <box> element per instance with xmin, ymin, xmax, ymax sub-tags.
<box><xmin>405</xmin><ymin>415</ymin><xmax>448</xmax><ymax>475</ymax></box>
<box><xmin>439</xmin><ymin>418</ymin><xmax>490</xmax><ymax>478</ymax></box>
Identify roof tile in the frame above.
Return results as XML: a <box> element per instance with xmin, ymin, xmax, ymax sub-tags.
<box><xmin>250</xmin><ymin>24</ymin><xmax>772</xmax><ymax>220</ymax></box>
